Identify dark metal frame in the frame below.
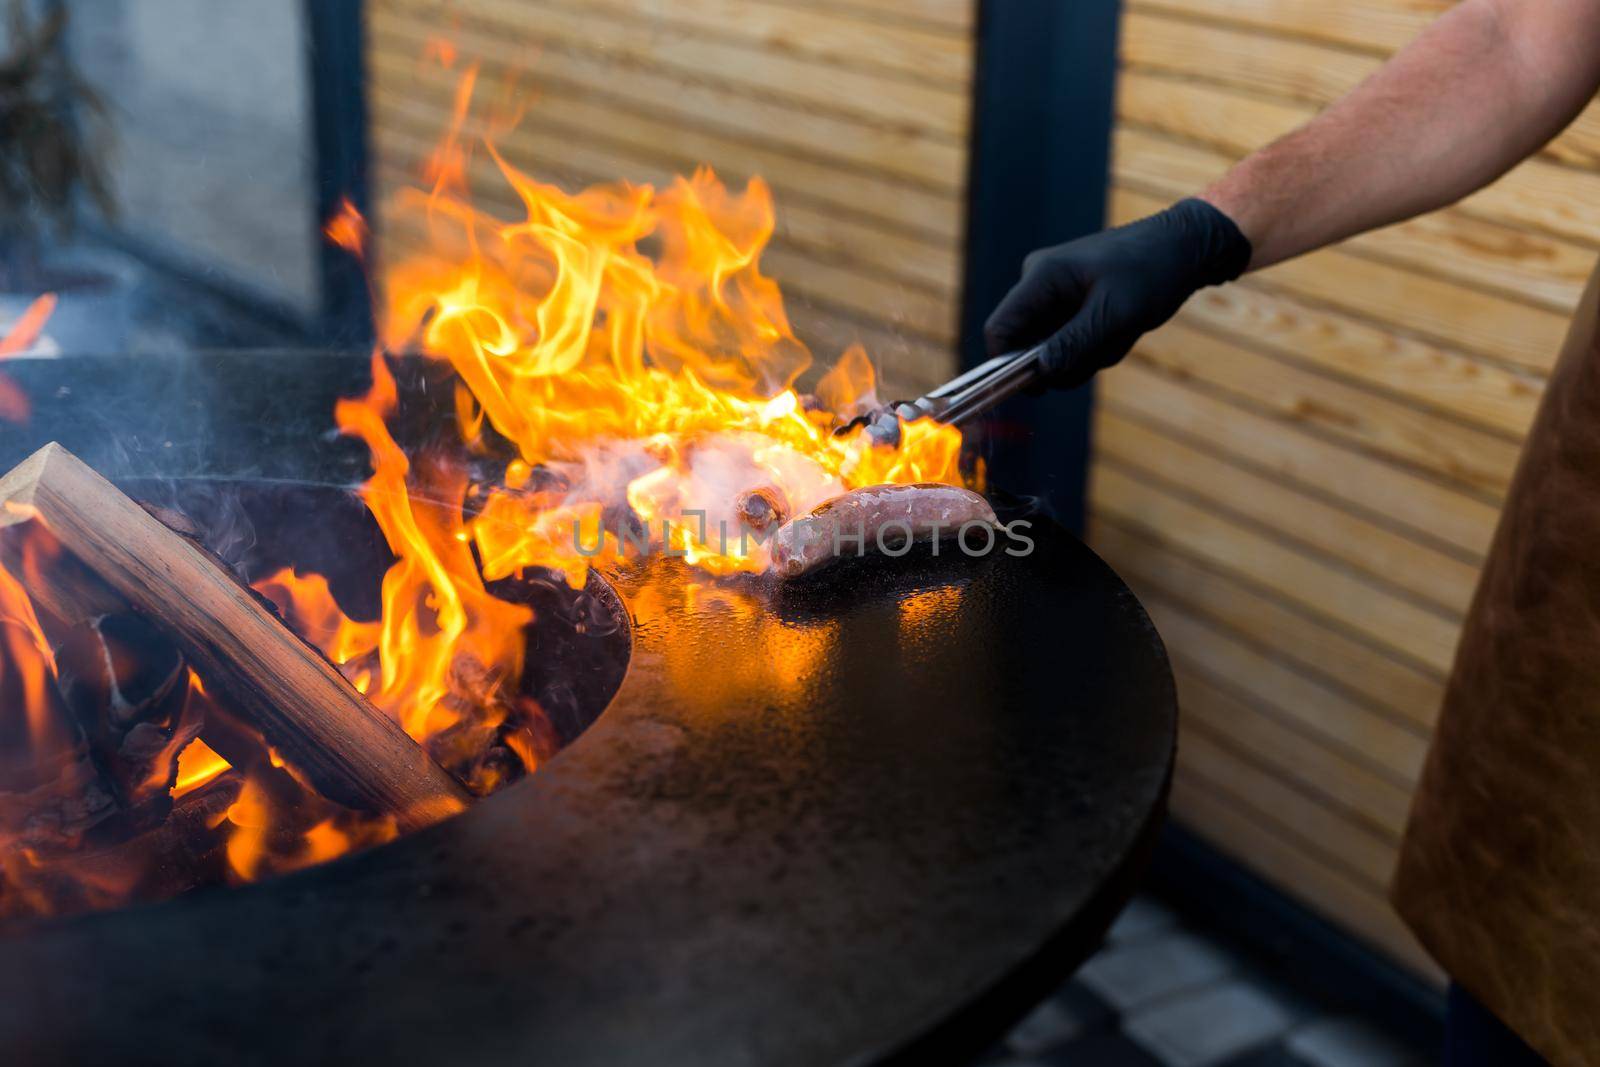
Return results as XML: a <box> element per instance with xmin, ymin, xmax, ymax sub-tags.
<box><xmin>305</xmin><ymin>0</ymin><xmax>375</xmax><ymax>347</ymax></box>
<box><xmin>959</xmin><ymin>0</ymin><xmax>1123</xmax><ymax>533</ymax></box>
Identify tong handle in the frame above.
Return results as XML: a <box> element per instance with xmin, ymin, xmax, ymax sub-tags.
<box><xmin>831</xmin><ymin>344</ymin><xmax>1046</xmax><ymax>442</ymax></box>
<box><xmin>932</xmin><ymin>344</ymin><xmax>1045</xmax><ymax>426</ymax></box>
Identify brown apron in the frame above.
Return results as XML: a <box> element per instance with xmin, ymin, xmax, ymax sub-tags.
<box><xmin>1393</xmin><ymin>260</ymin><xmax>1600</xmax><ymax>1065</ymax></box>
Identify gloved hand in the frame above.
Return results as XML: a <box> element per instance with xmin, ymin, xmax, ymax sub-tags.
<box><xmin>983</xmin><ymin>198</ymin><xmax>1253</xmax><ymax>390</ymax></box>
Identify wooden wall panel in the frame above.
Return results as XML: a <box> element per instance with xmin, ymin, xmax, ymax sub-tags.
<box><xmin>363</xmin><ymin>0</ymin><xmax>976</xmax><ymax>396</ymax></box>
<box><xmin>1094</xmin><ymin>0</ymin><xmax>1600</xmax><ymax>980</ymax></box>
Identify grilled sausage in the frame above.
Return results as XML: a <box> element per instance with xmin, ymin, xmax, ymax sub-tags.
<box><xmin>735</xmin><ymin>486</ymin><xmax>791</xmax><ymax>535</ymax></box>
<box><xmin>768</xmin><ymin>483</ymin><xmax>996</xmax><ymax>579</ymax></box>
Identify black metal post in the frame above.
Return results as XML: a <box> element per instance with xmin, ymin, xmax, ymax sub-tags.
<box><xmin>960</xmin><ymin>0</ymin><xmax>1123</xmax><ymax>533</ymax></box>
<box><xmin>305</xmin><ymin>0</ymin><xmax>375</xmax><ymax>348</ymax></box>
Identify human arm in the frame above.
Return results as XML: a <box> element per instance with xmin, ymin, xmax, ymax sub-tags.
<box><xmin>986</xmin><ymin>0</ymin><xmax>1600</xmax><ymax>388</ymax></box>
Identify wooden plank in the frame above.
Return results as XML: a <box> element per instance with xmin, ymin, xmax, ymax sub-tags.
<box><xmin>1094</xmin><ymin>407</ymin><xmax>1482</xmax><ymax>614</ymax></box>
<box><xmin>1099</xmin><ymin>360</ymin><xmax>1501</xmax><ymax>559</ymax></box>
<box><xmin>475</xmin><ymin>0</ymin><xmax>974</xmax><ymax>86</ymax></box>
<box><xmin>1117</xmin><ymin>73</ymin><xmax>1600</xmax><ymax>250</ymax></box>
<box><xmin>1337</xmin><ymin>194</ymin><xmax>1592</xmax><ymax>318</ymax></box>
<box><xmin>361</xmin><ymin>58</ymin><xmax>960</xmax><ymax>241</ymax></box>
<box><xmin>1178</xmin><ymin>284</ymin><xmax>1546</xmax><ymax>441</ymax></box>
<box><xmin>1091</xmin><ymin>517</ymin><xmax>1445</xmax><ymax>733</ymax></box>
<box><xmin>1117</xmin><ymin>68</ymin><xmax>1311</xmax><ymax>158</ymax></box>
<box><xmin>1179</xmin><ymin>718</ymin><xmax>1398</xmax><ymax>888</ymax></box>
<box><xmin>370</xmin><ymin>125</ymin><xmax>963</xmax><ymax>297</ymax></box>
<box><xmin>786</xmin><ymin>0</ymin><xmax>975</xmax><ymax>34</ymax></box>
<box><xmin>367</xmin><ymin>63</ymin><xmax>965</xmax><ymax>244</ymax></box>
<box><xmin>1171</xmin><ymin>766</ymin><xmax>1443</xmax><ymax>981</ymax></box>
<box><xmin>365</xmin><ymin>16</ymin><xmax>967</xmax><ymax>193</ymax></box>
<box><xmin>1123</xmin><ymin>317</ymin><xmax>1525</xmax><ymax>498</ymax></box>
<box><xmin>1128</xmin><ymin>0</ymin><xmax>1445</xmax><ymax>54</ymax></box>
<box><xmin>1313</xmin><ymin>209</ymin><xmax>1592</xmax><ymax>317</ymax></box>
<box><xmin>1166</xmin><ymin>660</ymin><xmax>1418</xmax><ymax>840</ymax></box>
<box><xmin>784</xmin><ymin>302</ymin><xmax>957</xmax><ymax>393</ymax></box>
<box><xmin>1113</xmin><ymin>129</ymin><xmax>1595</xmax><ymax>316</ymax></box>
<box><xmin>371</xmin><ymin>0</ymin><xmax>969</xmax><ymax>136</ymax></box>
<box><xmin>1121</xmin><ymin>8</ymin><xmax>1380</xmax><ymax>104</ymax></box>
<box><xmin>1251</xmin><ymin>248</ymin><xmax>1568</xmax><ymax>375</ymax></box>
<box><xmin>1093</xmin><ymin>461</ymin><xmax>1461</xmax><ymax>680</ymax></box>
<box><xmin>761</xmin><ymin>245</ymin><xmax>957</xmax><ymax>345</ymax></box>
<box><xmin>1119</xmin><ymin>10</ymin><xmax>1600</xmax><ymax>169</ymax></box>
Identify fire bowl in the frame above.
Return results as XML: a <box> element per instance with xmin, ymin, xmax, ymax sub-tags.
<box><xmin>0</xmin><ymin>355</ymin><xmax>1176</xmax><ymax>1066</ymax></box>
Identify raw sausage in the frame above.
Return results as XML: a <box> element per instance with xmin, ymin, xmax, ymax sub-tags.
<box><xmin>768</xmin><ymin>483</ymin><xmax>996</xmax><ymax>579</ymax></box>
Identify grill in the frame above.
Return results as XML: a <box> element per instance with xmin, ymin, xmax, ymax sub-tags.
<box><xmin>0</xmin><ymin>353</ymin><xmax>1175</xmax><ymax>1066</ymax></box>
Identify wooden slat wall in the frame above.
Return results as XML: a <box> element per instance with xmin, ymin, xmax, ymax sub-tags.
<box><xmin>363</xmin><ymin>0</ymin><xmax>976</xmax><ymax>396</ymax></box>
<box><xmin>1093</xmin><ymin>1</ymin><xmax>1600</xmax><ymax>979</ymax></box>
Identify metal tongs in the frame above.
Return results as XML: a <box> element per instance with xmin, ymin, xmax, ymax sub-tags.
<box><xmin>832</xmin><ymin>343</ymin><xmax>1046</xmax><ymax>447</ymax></box>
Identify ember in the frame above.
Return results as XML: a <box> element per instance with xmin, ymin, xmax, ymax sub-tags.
<box><xmin>0</xmin><ymin>54</ymin><xmax>975</xmax><ymax>920</ymax></box>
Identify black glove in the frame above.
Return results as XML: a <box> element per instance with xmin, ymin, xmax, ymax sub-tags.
<box><xmin>983</xmin><ymin>198</ymin><xmax>1252</xmax><ymax>390</ymax></box>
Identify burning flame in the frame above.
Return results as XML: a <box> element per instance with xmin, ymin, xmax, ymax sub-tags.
<box><xmin>0</xmin><ymin>292</ymin><xmax>55</xmax><ymax>358</ymax></box>
<box><xmin>323</xmin><ymin>198</ymin><xmax>371</xmax><ymax>262</ymax></box>
<box><xmin>0</xmin><ymin>50</ymin><xmax>976</xmax><ymax>919</ymax></box>
<box><xmin>172</xmin><ymin>736</ymin><xmax>230</xmax><ymax>799</ymax></box>
<box><xmin>0</xmin><ymin>292</ymin><xmax>53</xmax><ymax>421</ymax></box>
<box><xmin>268</xmin><ymin>55</ymin><xmax>974</xmax><ymax>799</ymax></box>
<box><xmin>363</xmin><ymin>61</ymin><xmax>971</xmax><ymax>585</ymax></box>
<box><xmin>0</xmin><ymin>534</ymin><xmax>65</xmax><ymax>759</ymax></box>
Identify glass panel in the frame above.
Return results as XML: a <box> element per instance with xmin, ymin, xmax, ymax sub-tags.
<box><xmin>73</xmin><ymin>0</ymin><xmax>318</xmax><ymax>305</ymax></box>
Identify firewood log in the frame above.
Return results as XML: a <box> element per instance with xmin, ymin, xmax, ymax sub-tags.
<box><xmin>0</xmin><ymin>512</ymin><xmax>231</xmax><ymax>843</ymax></box>
<box><xmin>0</xmin><ymin>444</ymin><xmax>469</xmax><ymax>831</ymax></box>
<box><xmin>4</xmin><ymin>776</ymin><xmax>242</xmax><ymax>918</ymax></box>
<box><xmin>50</xmin><ymin>610</ymin><xmax>200</xmax><ymax>833</ymax></box>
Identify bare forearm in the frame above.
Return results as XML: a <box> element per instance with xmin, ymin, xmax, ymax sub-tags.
<box><xmin>1203</xmin><ymin>0</ymin><xmax>1600</xmax><ymax>269</ymax></box>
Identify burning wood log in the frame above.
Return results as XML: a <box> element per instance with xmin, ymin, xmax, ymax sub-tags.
<box><xmin>0</xmin><ymin>608</ymin><xmax>201</xmax><ymax>853</ymax></box>
<box><xmin>49</xmin><ymin>609</ymin><xmax>201</xmax><ymax>834</ymax></box>
<box><xmin>0</xmin><ymin>501</ymin><xmax>215</xmax><ymax>847</ymax></box>
<box><xmin>38</xmin><ymin>775</ymin><xmax>243</xmax><ymax>913</ymax></box>
<box><xmin>427</xmin><ymin>654</ymin><xmax>558</xmax><ymax>796</ymax></box>
<box><xmin>0</xmin><ymin>444</ymin><xmax>469</xmax><ymax>830</ymax></box>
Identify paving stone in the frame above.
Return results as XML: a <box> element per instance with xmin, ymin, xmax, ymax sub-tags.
<box><xmin>1108</xmin><ymin>895</ymin><xmax>1182</xmax><ymax>944</ymax></box>
<box><xmin>1005</xmin><ymin>982</ymin><xmax>1116</xmax><ymax>1056</ymax></box>
<box><xmin>1286</xmin><ymin>1017</ymin><xmax>1427</xmax><ymax>1067</ymax></box>
<box><xmin>1124</xmin><ymin>980</ymin><xmax>1301</xmax><ymax>1067</ymax></box>
<box><xmin>1079</xmin><ymin>930</ymin><xmax>1239</xmax><ymax>1011</ymax></box>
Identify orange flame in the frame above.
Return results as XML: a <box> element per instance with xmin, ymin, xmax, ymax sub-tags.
<box><xmin>0</xmin><ymin>292</ymin><xmax>55</xmax><ymax>357</ymax></box>
<box><xmin>171</xmin><ymin>738</ymin><xmax>231</xmax><ymax>799</ymax></box>
<box><xmin>0</xmin><ymin>292</ymin><xmax>53</xmax><ymax>421</ymax></box>
<box><xmin>323</xmin><ymin>199</ymin><xmax>371</xmax><ymax>262</ymax></box>
<box><xmin>0</xmin><ymin>532</ymin><xmax>64</xmax><ymax>756</ymax></box>
<box><xmin>369</xmin><ymin>65</ymin><xmax>970</xmax><ymax>587</ymax></box>
<box><xmin>335</xmin><ymin>354</ymin><xmax>534</xmax><ymax>741</ymax></box>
